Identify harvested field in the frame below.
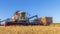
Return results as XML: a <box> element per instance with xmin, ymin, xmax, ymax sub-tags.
<box><xmin>0</xmin><ymin>24</ymin><xmax>60</xmax><ymax>34</ymax></box>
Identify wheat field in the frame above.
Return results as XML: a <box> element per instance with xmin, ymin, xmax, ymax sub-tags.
<box><xmin>0</xmin><ymin>24</ymin><xmax>60</xmax><ymax>34</ymax></box>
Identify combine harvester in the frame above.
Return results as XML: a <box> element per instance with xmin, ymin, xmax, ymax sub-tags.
<box><xmin>5</xmin><ymin>10</ymin><xmax>43</xmax><ymax>26</ymax></box>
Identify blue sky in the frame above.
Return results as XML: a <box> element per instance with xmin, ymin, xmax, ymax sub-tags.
<box><xmin>0</xmin><ymin>0</ymin><xmax>60</xmax><ymax>23</ymax></box>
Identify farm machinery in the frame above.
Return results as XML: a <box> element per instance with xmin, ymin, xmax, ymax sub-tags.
<box><xmin>5</xmin><ymin>10</ymin><xmax>43</xmax><ymax>26</ymax></box>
